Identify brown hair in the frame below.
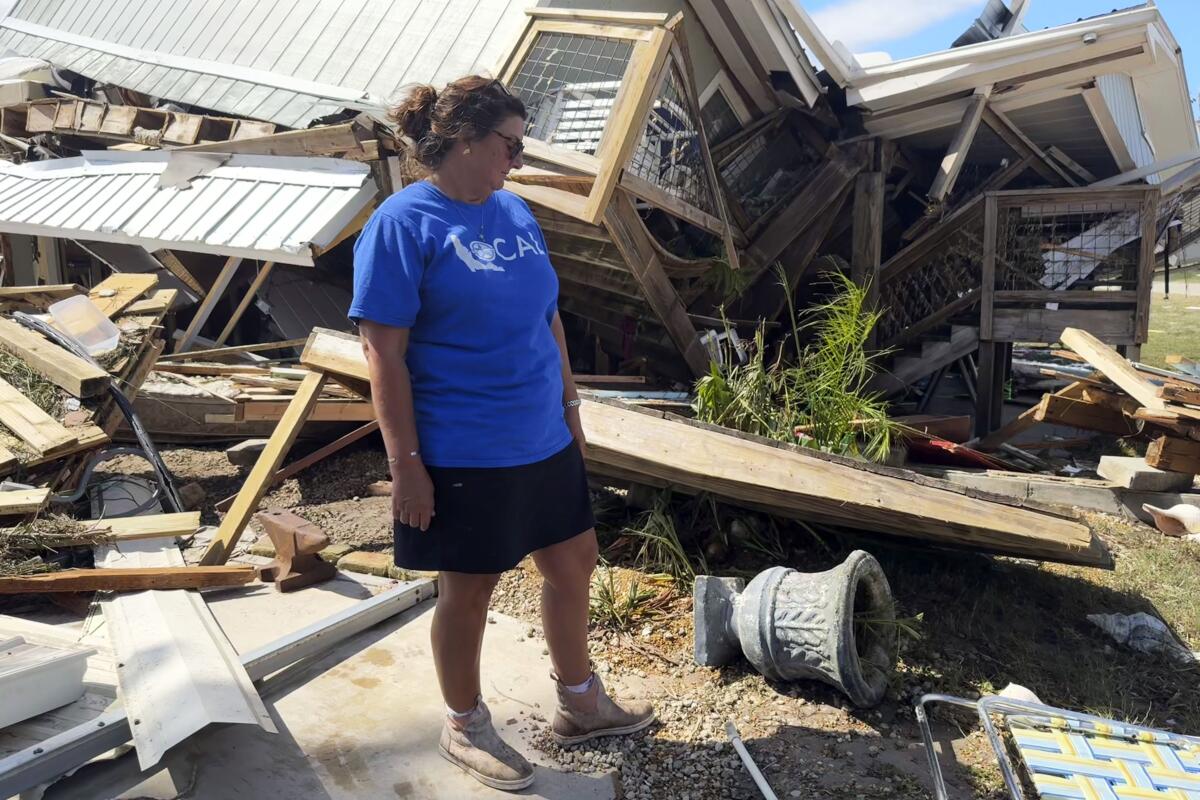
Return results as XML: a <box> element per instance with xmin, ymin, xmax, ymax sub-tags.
<box><xmin>390</xmin><ymin>75</ymin><xmax>526</xmax><ymax>170</ymax></box>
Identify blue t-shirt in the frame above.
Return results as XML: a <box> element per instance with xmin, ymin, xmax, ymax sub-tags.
<box><xmin>349</xmin><ymin>181</ymin><xmax>572</xmax><ymax>468</ymax></box>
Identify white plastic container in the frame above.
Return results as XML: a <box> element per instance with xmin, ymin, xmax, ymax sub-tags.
<box><xmin>48</xmin><ymin>294</ymin><xmax>121</xmax><ymax>355</ymax></box>
<box><xmin>0</xmin><ymin>635</ymin><xmax>96</xmax><ymax>729</ymax></box>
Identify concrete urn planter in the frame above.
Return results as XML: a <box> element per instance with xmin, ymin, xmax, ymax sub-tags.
<box><xmin>693</xmin><ymin>550</ymin><xmax>896</xmax><ymax>707</ymax></box>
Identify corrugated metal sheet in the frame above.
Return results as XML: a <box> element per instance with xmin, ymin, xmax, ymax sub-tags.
<box><xmin>1097</xmin><ymin>73</ymin><xmax>1157</xmax><ymax>178</ymax></box>
<box><xmin>0</xmin><ymin>151</ymin><xmax>375</xmax><ymax>265</ymax></box>
<box><xmin>260</xmin><ymin>265</ymin><xmax>354</xmax><ymax>340</ymax></box>
<box><xmin>0</xmin><ymin>0</ymin><xmax>533</xmax><ymax>128</ymax></box>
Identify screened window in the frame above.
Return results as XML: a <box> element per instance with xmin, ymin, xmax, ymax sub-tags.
<box><xmin>627</xmin><ymin>62</ymin><xmax>717</xmax><ymax>215</ymax></box>
<box><xmin>700</xmin><ymin>89</ymin><xmax>741</xmax><ymax>146</ymax></box>
<box><xmin>508</xmin><ymin>32</ymin><xmax>634</xmax><ymax>155</ymax></box>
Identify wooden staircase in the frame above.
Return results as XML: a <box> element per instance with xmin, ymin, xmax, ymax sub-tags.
<box><xmin>871</xmin><ymin>324</ymin><xmax>979</xmax><ymax>397</ymax></box>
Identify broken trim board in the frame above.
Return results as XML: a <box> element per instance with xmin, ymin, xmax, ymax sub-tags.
<box><xmin>296</xmin><ymin>327</ymin><xmax>1106</xmax><ymax>567</ymax></box>
<box><xmin>97</xmin><ymin>538</ymin><xmax>275</xmax><ymax>770</ymax></box>
<box><xmin>1097</xmin><ymin>456</ymin><xmax>1195</xmax><ymax>492</ymax></box>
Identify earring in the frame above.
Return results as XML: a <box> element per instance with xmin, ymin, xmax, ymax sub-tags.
<box><xmin>464</xmin><ymin>147</ymin><xmax>471</xmax><ymax>155</ymax></box>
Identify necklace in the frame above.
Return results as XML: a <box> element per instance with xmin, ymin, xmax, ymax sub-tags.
<box><xmin>433</xmin><ymin>182</ymin><xmax>490</xmax><ymax>242</ymax></box>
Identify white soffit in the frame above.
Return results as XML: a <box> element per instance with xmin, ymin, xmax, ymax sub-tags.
<box><xmin>0</xmin><ymin>151</ymin><xmax>375</xmax><ymax>266</ymax></box>
<box><xmin>97</xmin><ymin>538</ymin><xmax>276</xmax><ymax>771</ymax></box>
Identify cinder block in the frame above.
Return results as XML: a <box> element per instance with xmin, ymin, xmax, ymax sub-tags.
<box><xmin>226</xmin><ymin>438</ymin><xmax>270</xmax><ymax>469</ymax></box>
<box><xmin>1099</xmin><ymin>456</ymin><xmax>1195</xmax><ymax>492</ymax></box>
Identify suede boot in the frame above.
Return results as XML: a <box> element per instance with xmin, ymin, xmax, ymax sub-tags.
<box><xmin>551</xmin><ymin>672</ymin><xmax>655</xmax><ymax>746</ymax></box>
<box><xmin>439</xmin><ymin>698</ymin><xmax>535</xmax><ymax>791</ymax></box>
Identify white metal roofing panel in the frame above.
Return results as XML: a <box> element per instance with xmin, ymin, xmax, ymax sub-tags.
<box><xmin>0</xmin><ymin>151</ymin><xmax>375</xmax><ymax>265</ymax></box>
<box><xmin>0</xmin><ymin>0</ymin><xmax>535</xmax><ymax>128</ymax></box>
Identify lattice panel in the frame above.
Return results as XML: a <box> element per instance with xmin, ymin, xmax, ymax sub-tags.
<box><xmin>996</xmin><ymin>198</ymin><xmax>1145</xmax><ymax>292</ymax></box>
<box><xmin>509</xmin><ymin>32</ymin><xmax>634</xmax><ymax>154</ymax></box>
<box><xmin>626</xmin><ymin>61</ymin><xmax>717</xmax><ymax>216</ymax></box>
<box><xmin>876</xmin><ymin>217</ymin><xmax>985</xmax><ymax>344</ymax></box>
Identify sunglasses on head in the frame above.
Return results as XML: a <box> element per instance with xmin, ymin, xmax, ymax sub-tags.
<box><xmin>490</xmin><ymin>129</ymin><xmax>524</xmax><ymax>161</ymax></box>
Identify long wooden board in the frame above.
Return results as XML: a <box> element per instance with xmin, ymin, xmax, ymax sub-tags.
<box><xmin>0</xmin><ymin>566</ymin><xmax>255</xmax><ymax>593</ymax></box>
<box><xmin>0</xmin><ymin>487</ymin><xmax>50</xmax><ymax>515</ymax></box>
<box><xmin>0</xmin><ymin>377</ymin><xmax>77</xmax><ymax>456</ymax></box>
<box><xmin>297</xmin><ymin>328</ymin><xmax>1105</xmax><ymax>566</ymax></box>
<box><xmin>0</xmin><ymin>317</ymin><xmax>111</xmax><ymax>397</ymax></box>
<box><xmin>1061</xmin><ymin>327</ymin><xmax>1167</xmax><ymax>412</ymax></box>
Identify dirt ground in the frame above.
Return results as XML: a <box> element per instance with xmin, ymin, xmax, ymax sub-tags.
<box><xmin>96</xmin><ymin>442</ymin><xmax>1200</xmax><ymax>799</ymax></box>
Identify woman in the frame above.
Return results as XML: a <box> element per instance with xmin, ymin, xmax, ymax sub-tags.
<box><xmin>349</xmin><ymin>76</ymin><xmax>655</xmax><ymax>792</ymax></box>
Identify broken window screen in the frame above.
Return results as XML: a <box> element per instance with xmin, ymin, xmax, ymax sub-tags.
<box><xmin>721</xmin><ymin>125</ymin><xmax>815</xmax><ymax>223</ymax></box>
<box><xmin>626</xmin><ymin>62</ymin><xmax>717</xmax><ymax>216</ymax></box>
<box><xmin>700</xmin><ymin>89</ymin><xmax>741</xmax><ymax>146</ymax></box>
<box><xmin>508</xmin><ymin>32</ymin><xmax>634</xmax><ymax>154</ymax></box>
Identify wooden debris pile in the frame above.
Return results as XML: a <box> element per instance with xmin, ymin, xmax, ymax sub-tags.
<box><xmin>978</xmin><ymin>327</ymin><xmax>1200</xmax><ymax>479</ymax></box>
<box><xmin>0</xmin><ymin>275</ymin><xmax>174</xmax><ymax>498</ymax></box>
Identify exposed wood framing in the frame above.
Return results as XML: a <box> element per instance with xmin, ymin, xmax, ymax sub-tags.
<box><xmin>929</xmin><ymin>89</ymin><xmax>991</xmax><ymax>202</ymax></box>
<box><xmin>175</xmin><ymin>256</ymin><xmax>242</xmax><ymax>353</ymax></box>
<box><xmin>158</xmin><ymin>338</ymin><xmax>307</xmax><ymax>363</ymax></box>
<box><xmin>180</xmin><ymin>121</ymin><xmax>376</xmax><ymax>160</ymax></box>
<box><xmin>1047</xmin><ymin>146</ymin><xmax>1098</xmax><ymax>184</ymax></box>
<box><xmin>200</xmin><ymin>371</ymin><xmax>329</xmax><ymax>565</ymax></box>
<box><xmin>1061</xmin><ymin>327</ymin><xmax>1169</xmax><ymax>412</ymax></box>
<box><xmin>604</xmin><ymin>192</ymin><xmax>709</xmax><ymax>376</ymax></box>
<box><xmin>981</xmin><ymin>106</ymin><xmax>1077</xmax><ymax>186</ymax></box>
<box><xmin>215</xmin><ymin>262</ymin><xmax>274</xmax><ymax>346</ymax></box>
<box><xmin>153</xmin><ymin>250</ymin><xmax>206</xmax><ymax>297</ymax></box>
<box><xmin>1081</xmin><ymin>83</ymin><xmax>1137</xmax><ymax>172</ymax></box>
<box><xmin>852</xmin><ymin>171</ymin><xmax>885</xmax><ymax>307</ymax></box>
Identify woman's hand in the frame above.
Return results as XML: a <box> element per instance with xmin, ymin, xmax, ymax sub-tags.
<box><xmin>565</xmin><ymin>404</ymin><xmax>587</xmax><ymax>459</ymax></box>
<box><xmin>393</xmin><ymin>460</ymin><xmax>436</xmax><ymax>531</ymax></box>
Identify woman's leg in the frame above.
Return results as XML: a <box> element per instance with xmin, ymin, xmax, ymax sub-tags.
<box><xmin>531</xmin><ymin>529</ymin><xmax>599</xmax><ymax>685</ymax></box>
<box><xmin>432</xmin><ymin>570</ymin><xmax>501</xmax><ymax>712</ymax></box>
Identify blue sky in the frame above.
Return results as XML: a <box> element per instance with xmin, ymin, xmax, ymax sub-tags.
<box><xmin>807</xmin><ymin>0</ymin><xmax>1200</xmax><ymax>116</ymax></box>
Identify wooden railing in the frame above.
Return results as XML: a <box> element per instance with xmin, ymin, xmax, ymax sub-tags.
<box><xmin>876</xmin><ymin>185</ymin><xmax>1162</xmax><ymax>349</ymax></box>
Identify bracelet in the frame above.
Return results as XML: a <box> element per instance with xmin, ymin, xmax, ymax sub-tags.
<box><xmin>387</xmin><ymin>451</ymin><xmax>419</xmax><ymax>464</ymax></box>
<box><xmin>563</xmin><ymin>399</ymin><xmax>582</xmax><ymax>409</ymax></box>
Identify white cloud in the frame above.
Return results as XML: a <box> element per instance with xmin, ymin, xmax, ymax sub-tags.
<box><xmin>811</xmin><ymin>0</ymin><xmax>981</xmax><ymax>52</ymax></box>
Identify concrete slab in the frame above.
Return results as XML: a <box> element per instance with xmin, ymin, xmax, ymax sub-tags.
<box><xmin>1098</xmin><ymin>456</ymin><xmax>1197</xmax><ymax>492</ymax></box>
<box><xmin>42</xmin><ymin>583</ymin><xmax>617</xmax><ymax>800</ymax></box>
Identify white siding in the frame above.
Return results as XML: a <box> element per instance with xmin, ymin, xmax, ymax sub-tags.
<box><xmin>1097</xmin><ymin>73</ymin><xmax>1157</xmax><ymax>180</ymax></box>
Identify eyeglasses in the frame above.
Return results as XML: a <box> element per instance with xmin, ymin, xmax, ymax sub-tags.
<box><xmin>490</xmin><ymin>129</ymin><xmax>525</xmax><ymax>161</ymax></box>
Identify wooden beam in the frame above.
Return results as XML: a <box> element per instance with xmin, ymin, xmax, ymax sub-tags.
<box><xmin>215</xmin><ymin>262</ymin><xmax>274</xmax><ymax>346</ymax></box>
<box><xmin>200</xmin><ymin>370</ymin><xmax>329</xmax><ymax>565</ymax></box>
<box><xmin>603</xmin><ymin>192</ymin><xmax>708</xmax><ymax>376</ymax></box>
<box><xmin>0</xmin><ymin>487</ymin><xmax>50</xmax><ymax>515</ymax></box>
<box><xmin>1135</xmin><ymin>189</ymin><xmax>1159</xmax><ymax>343</ymax></box>
<box><xmin>88</xmin><ymin>273</ymin><xmax>158</xmax><ymax>318</ymax></box>
<box><xmin>0</xmin><ymin>566</ymin><xmax>255</xmax><ymax>593</ymax></box>
<box><xmin>1037</xmin><ymin>393</ymin><xmax>1139</xmax><ymax>436</ymax></box>
<box><xmin>158</xmin><ymin>337</ymin><xmax>307</xmax><ymax>363</ymax></box>
<box><xmin>1047</xmin><ymin>146</ymin><xmax>1098</xmax><ymax>184</ymax></box>
<box><xmin>975</xmin><ymin>396</ymin><xmax>1044</xmax><ymax>451</ymax></box>
<box><xmin>851</xmin><ymin>171</ymin><xmax>884</xmax><ymax>309</ymax></box>
<box><xmin>929</xmin><ymin>90</ymin><xmax>990</xmax><ymax>202</ymax></box>
<box><xmin>0</xmin><ymin>317</ymin><xmax>110</xmax><ymax>397</ymax></box>
<box><xmin>1061</xmin><ymin>327</ymin><xmax>1168</xmax><ymax>411</ymax></box>
<box><xmin>0</xmin><ymin>377</ymin><xmax>77</xmax><ymax>456</ymax></box>
<box><xmin>1081</xmin><ymin>84</ymin><xmax>1137</xmax><ymax>173</ymax></box>
<box><xmin>153</xmin><ymin>250</ymin><xmax>206</xmax><ymax>297</ymax></box>
<box><xmin>1145</xmin><ymin>436</ymin><xmax>1200</xmax><ymax>475</ymax></box>
<box><xmin>175</xmin><ymin>256</ymin><xmax>242</xmax><ymax>353</ymax></box>
<box><xmin>981</xmin><ymin>106</ymin><xmax>1076</xmax><ymax>187</ymax></box>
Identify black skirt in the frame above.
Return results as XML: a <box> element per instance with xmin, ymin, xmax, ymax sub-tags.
<box><xmin>394</xmin><ymin>440</ymin><xmax>595</xmax><ymax>574</ymax></box>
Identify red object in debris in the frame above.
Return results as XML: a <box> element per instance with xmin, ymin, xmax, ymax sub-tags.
<box><xmin>905</xmin><ymin>438</ymin><xmax>1016</xmax><ymax>471</ymax></box>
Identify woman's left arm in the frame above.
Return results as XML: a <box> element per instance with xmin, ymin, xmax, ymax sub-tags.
<box><xmin>550</xmin><ymin>311</ymin><xmax>586</xmax><ymax>456</ymax></box>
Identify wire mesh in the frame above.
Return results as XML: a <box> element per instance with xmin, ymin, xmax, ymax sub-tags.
<box><xmin>995</xmin><ymin>198</ymin><xmax>1145</xmax><ymax>292</ymax></box>
<box><xmin>1162</xmin><ymin>186</ymin><xmax>1200</xmax><ymax>295</ymax></box>
<box><xmin>719</xmin><ymin>122</ymin><xmax>820</xmax><ymax>227</ymax></box>
<box><xmin>508</xmin><ymin>32</ymin><xmax>634</xmax><ymax>155</ymax></box>
<box><xmin>626</xmin><ymin>62</ymin><xmax>717</xmax><ymax>216</ymax></box>
<box><xmin>876</xmin><ymin>213</ymin><xmax>986</xmax><ymax>344</ymax></box>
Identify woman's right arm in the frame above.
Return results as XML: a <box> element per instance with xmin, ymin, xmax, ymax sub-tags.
<box><xmin>359</xmin><ymin>320</ymin><xmax>435</xmax><ymax>531</ymax></box>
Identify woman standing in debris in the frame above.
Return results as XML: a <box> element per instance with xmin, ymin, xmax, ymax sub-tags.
<box><xmin>350</xmin><ymin>76</ymin><xmax>654</xmax><ymax>792</ymax></box>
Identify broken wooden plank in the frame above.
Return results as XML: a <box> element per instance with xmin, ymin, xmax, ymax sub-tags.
<box><xmin>1097</xmin><ymin>456</ymin><xmax>1195</xmax><ymax>492</ymax></box>
<box><xmin>0</xmin><ymin>377</ymin><xmax>77</xmax><ymax>456</ymax></box>
<box><xmin>158</xmin><ymin>338</ymin><xmax>308</xmax><ymax>363</ymax></box>
<box><xmin>975</xmin><ymin>399</ymin><xmax>1045</xmax><ymax>451</ymax></box>
<box><xmin>1145</xmin><ymin>436</ymin><xmax>1200</xmax><ymax>475</ymax></box>
<box><xmin>0</xmin><ymin>566</ymin><xmax>255</xmax><ymax>593</ymax></box>
<box><xmin>215</xmin><ymin>262</ymin><xmax>275</xmax><ymax>346</ymax></box>
<box><xmin>0</xmin><ymin>487</ymin><xmax>50</xmax><ymax>515</ymax></box>
<box><xmin>152</xmin><ymin>250</ymin><xmax>206</xmax><ymax>297</ymax></box>
<box><xmin>296</xmin><ymin>327</ymin><xmax>1104</xmax><ymax>567</ymax></box>
<box><xmin>200</xmin><ymin>371</ymin><xmax>329</xmax><ymax>565</ymax></box>
<box><xmin>175</xmin><ymin>257</ymin><xmax>242</xmax><ymax>353</ymax></box>
<box><xmin>0</xmin><ymin>284</ymin><xmax>86</xmax><ymax>310</ymax></box>
<box><xmin>1060</xmin><ymin>327</ymin><xmax>1169</xmax><ymax>412</ymax></box>
<box><xmin>930</xmin><ymin>90</ymin><xmax>990</xmax><ymax>202</ymax></box>
<box><xmin>1158</xmin><ymin>383</ymin><xmax>1200</xmax><ymax>407</ymax></box>
<box><xmin>0</xmin><ymin>317</ymin><xmax>110</xmax><ymax>398</ymax></box>
<box><xmin>1037</xmin><ymin>393</ymin><xmax>1138</xmax><ymax>436</ymax></box>
<box><xmin>88</xmin><ymin>274</ymin><xmax>158</xmax><ymax>318</ymax></box>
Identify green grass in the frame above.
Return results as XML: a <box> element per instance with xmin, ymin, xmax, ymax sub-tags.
<box><xmin>1141</xmin><ymin>270</ymin><xmax>1200</xmax><ymax>368</ymax></box>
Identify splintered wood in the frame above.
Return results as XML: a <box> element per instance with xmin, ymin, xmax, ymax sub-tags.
<box><xmin>983</xmin><ymin>328</ymin><xmax>1200</xmax><ymax>480</ymax></box>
